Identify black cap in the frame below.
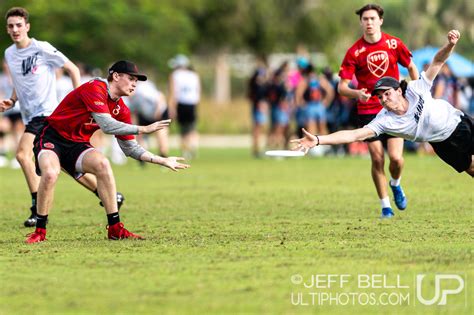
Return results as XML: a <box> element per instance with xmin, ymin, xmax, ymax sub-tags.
<box><xmin>371</xmin><ymin>76</ymin><xmax>400</xmax><ymax>96</ymax></box>
<box><xmin>108</xmin><ymin>60</ymin><xmax>147</xmax><ymax>81</ymax></box>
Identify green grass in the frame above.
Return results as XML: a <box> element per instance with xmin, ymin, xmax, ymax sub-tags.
<box><xmin>0</xmin><ymin>149</ymin><xmax>472</xmax><ymax>315</ymax></box>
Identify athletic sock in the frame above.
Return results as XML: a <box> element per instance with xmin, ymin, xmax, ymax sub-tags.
<box><xmin>36</xmin><ymin>214</ymin><xmax>48</xmax><ymax>229</ymax></box>
<box><xmin>31</xmin><ymin>192</ymin><xmax>38</xmax><ymax>214</ymax></box>
<box><xmin>380</xmin><ymin>197</ymin><xmax>391</xmax><ymax>209</ymax></box>
<box><xmin>107</xmin><ymin>212</ymin><xmax>120</xmax><ymax>226</ymax></box>
<box><xmin>390</xmin><ymin>177</ymin><xmax>401</xmax><ymax>187</ymax></box>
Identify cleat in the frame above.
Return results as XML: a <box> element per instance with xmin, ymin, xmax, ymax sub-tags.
<box><xmin>24</xmin><ymin>206</ymin><xmax>38</xmax><ymax>227</ymax></box>
<box><xmin>24</xmin><ymin>213</ymin><xmax>37</xmax><ymax>227</ymax></box>
<box><xmin>25</xmin><ymin>228</ymin><xmax>47</xmax><ymax>243</ymax></box>
<box><xmin>390</xmin><ymin>184</ymin><xmax>407</xmax><ymax>210</ymax></box>
<box><xmin>107</xmin><ymin>222</ymin><xmax>143</xmax><ymax>240</ymax></box>
<box><xmin>100</xmin><ymin>192</ymin><xmax>125</xmax><ymax>210</ymax></box>
<box><xmin>380</xmin><ymin>207</ymin><xmax>394</xmax><ymax>219</ymax></box>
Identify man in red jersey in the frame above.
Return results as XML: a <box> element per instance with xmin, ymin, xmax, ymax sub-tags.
<box><xmin>338</xmin><ymin>4</ymin><xmax>419</xmax><ymax>218</ymax></box>
<box><xmin>26</xmin><ymin>60</ymin><xmax>189</xmax><ymax>243</ymax></box>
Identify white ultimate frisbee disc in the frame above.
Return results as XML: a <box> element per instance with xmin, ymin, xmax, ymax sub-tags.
<box><xmin>265</xmin><ymin>150</ymin><xmax>305</xmax><ymax>157</ymax></box>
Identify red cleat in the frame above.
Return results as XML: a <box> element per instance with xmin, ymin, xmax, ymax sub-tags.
<box><xmin>25</xmin><ymin>228</ymin><xmax>47</xmax><ymax>243</ymax></box>
<box><xmin>107</xmin><ymin>222</ymin><xmax>144</xmax><ymax>240</ymax></box>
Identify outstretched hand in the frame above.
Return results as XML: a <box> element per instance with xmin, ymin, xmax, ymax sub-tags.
<box><xmin>290</xmin><ymin>128</ymin><xmax>318</xmax><ymax>154</ymax></box>
<box><xmin>141</xmin><ymin>119</ymin><xmax>171</xmax><ymax>134</ymax></box>
<box><xmin>162</xmin><ymin>157</ymin><xmax>190</xmax><ymax>172</ymax></box>
<box><xmin>447</xmin><ymin>29</ymin><xmax>460</xmax><ymax>45</ymax></box>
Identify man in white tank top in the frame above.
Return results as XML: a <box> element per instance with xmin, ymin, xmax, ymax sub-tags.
<box><xmin>168</xmin><ymin>54</ymin><xmax>201</xmax><ymax>159</ymax></box>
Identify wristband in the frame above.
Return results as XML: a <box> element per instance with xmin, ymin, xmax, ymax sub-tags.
<box><xmin>315</xmin><ymin>135</ymin><xmax>320</xmax><ymax>146</ymax></box>
<box><xmin>9</xmin><ymin>98</ymin><xmax>16</xmax><ymax>104</ymax></box>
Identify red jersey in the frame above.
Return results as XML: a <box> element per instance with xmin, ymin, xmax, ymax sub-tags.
<box><xmin>47</xmin><ymin>79</ymin><xmax>135</xmax><ymax>143</ymax></box>
<box><xmin>339</xmin><ymin>32</ymin><xmax>412</xmax><ymax>114</ymax></box>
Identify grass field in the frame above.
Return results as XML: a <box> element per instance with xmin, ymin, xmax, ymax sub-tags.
<box><xmin>0</xmin><ymin>149</ymin><xmax>472</xmax><ymax>315</ymax></box>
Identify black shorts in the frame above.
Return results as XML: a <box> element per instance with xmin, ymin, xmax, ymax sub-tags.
<box><xmin>25</xmin><ymin>116</ymin><xmax>47</xmax><ymax>135</ymax></box>
<box><xmin>33</xmin><ymin>124</ymin><xmax>94</xmax><ymax>179</ymax></box>
<box><xmin>358</xmin><ymin>114</ymin><xmax>397</xmax><ymax>143</ymax></box>
<box><xmin>177</xmin><ymin>103</ymin><xmax>197</xmax><ymax>135</ymax></box>
<box><xmin>137</xmin><ymin>108</ymin><xmax>169</xmax><ymax>126</ymax></box>
<box><xmin>430</xmin><ymin>114</ymin><xmax>473</xmax><ymax>173</ymax></box>
<box><xmin>137</xmin><ymin>113</ymin><xmax>155</xmax><ymax>126</ymax></box>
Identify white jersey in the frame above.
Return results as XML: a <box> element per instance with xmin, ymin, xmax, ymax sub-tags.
<box><xmin>4</xmin><ymin>38</ymin><xmax>68</xmax><ymax>124</ymax></box>
<box><xmin>366</xmin><ymin>72</ymin><xmax>463</xmax><ymax>142</ymax></box>
<box><xmin>171</xmin><ymin>68</ymin><xmax>200</xmax><ymax>105</ymax></box>
<box><xmin>128</xmin><ymin>80</ymin><xmax>167</xmax><ymax>119</ymax></box>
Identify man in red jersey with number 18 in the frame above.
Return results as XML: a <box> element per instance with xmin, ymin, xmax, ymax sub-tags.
<box><xmin>26</xmin><ymin>60</ymin><xmax>190</xmax><ymax>243</ymax></box>
<box><xmin>338</xmin><ymin>4</ymin><xmax>419</xmax><ymax>218</ymax></box>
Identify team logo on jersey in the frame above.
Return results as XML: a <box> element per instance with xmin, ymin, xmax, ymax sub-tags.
<box><xmin>367</xmin><ymin>51</ymin><xmax>389</xmax><ymax>78</ymax></box>
<box><xmin>44</xmin><ymin>142</ymin><xmax>55</xmax><ymax>149</ymax></box>
<box><xmin>355</xmin><ymin>47</ymin><xmax>366</xmax><ymax>57</ymax></box>
<box><xmin>22</xmin><ymin>53</ymin><xmax>39</xmax><ymax>76</ymax></box>
<box><xmin>112</xmin><ymin>104</ymin><xmax>121</xmax><ymax>115</ymax></box>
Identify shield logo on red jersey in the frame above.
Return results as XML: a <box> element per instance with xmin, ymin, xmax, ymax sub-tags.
<box><xmin>44</xmin><ymin>142</ymin><xmax>55</xmax><ymax>149</ymax></box>
<box><xmin>367</xmin><ymin>51</ymin><xmax>389</xmax><ymax>78</ymax></box>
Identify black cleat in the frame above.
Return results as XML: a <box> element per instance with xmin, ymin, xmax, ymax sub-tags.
<box><xmin>23</xmin><ymin>213</ymin><xmax>37</xmax><ymax>227</ymax></box>
<box><xmin>100</xmin><ymin>192</ymin><xmax>125</xmax><ymax>210</ymax></box>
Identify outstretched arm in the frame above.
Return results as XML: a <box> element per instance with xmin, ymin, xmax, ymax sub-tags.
<box><xmin>291</xmin><ymin>127</ymin><xmax>376</xmax><ymax>154</ymax></box>
<box><xmin>92</xmin><ymin>113</ymin><xmax>171</xmax><ymax>135</ymax></box>
<box><xmin>425</xmin><ymin>30</ymin><xmax>460</xmax><ymax>82</ymax></box>
<box><xmin>117</xmin><ymin>139</ymin><xmax>190</xmax><ymax>171</ymax></box>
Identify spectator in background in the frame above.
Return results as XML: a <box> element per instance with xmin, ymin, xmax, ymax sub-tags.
<box><xmin>266</xmin><ymin>61</ymin><xmax>291</xmax><ymax>149</ymax></box>
<box><xmin>433</xmin><ymin>64</ymin><xmax>459</xmax><ymax>108</ymax></box>
<box><xmin>247</xmin><ymin>55</ymin><xmax>269</xmax><ymax>158</ymax></box>
<box><xmin>324</xmin><ymin>68</ymin><xmax>356</xmax><ymax>156</ymax></box>
<box><xmin>168</xmin><ymin>54</ymin><xmax>201</xmax><ymax>160</ymax></box>
<box><xmin>295</xmin><ymin>62</ymin><xmax>334</xmax><ymax>155</ymax></box>
<box><xmin>128</xmin><ymin>79</ymin><xmax>169</xmax><ymax>161</ymax></box>
<box><xmin>293</xmin><ymin>57</ymin><xmax>310</xmax><ymax>139</ymax></box>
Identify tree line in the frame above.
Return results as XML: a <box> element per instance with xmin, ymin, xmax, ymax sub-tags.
<box><xmin>0</xmin><ymin>0</ymin><xmax>472</xmax><ymax>75</ymax></box>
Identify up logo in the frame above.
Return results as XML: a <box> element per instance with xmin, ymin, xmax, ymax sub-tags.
<box><xmin>416</xmin><ymin>274</ymin><xmax>465</xmax><ymax>305</ymax></box>
<box><xmin>367</xmin><ymin>50</ymin><xmax>389</xmax><ymax>78</ymax></box>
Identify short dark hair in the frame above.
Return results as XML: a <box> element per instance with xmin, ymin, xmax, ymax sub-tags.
<box><xmin>355</xmin><ymin>4</ymin><xmax>384</xmax><ymax>19</ymax></box>
<box><xmin>5</xmin><ymin>7</ymin><xmax>29</xmax><ymax>23</ymax></box>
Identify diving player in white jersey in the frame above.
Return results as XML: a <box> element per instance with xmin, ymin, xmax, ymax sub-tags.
<box><xmin>292</xmin><ymin>30</ymin><xmax>472</xmax><ymax>210</ymax></box>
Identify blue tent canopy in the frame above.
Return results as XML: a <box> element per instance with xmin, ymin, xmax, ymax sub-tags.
<box><xmin>399</xmin><ymin>46</ymin><xmax>474</xmax><ymax>78</ymax></box>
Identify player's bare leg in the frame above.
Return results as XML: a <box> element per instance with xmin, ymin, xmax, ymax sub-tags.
<box><xmin>16</xmin><ymin>132</ymin><xmax>41</xmax><ymax>226</ymax></box>
<box><xmin>367</xmin><ymin>140</ymin><xmax>393</xmax><ymax>218</ymax></box>
<box><xmin>80</xmin><ymin>150</ymin><xmax>141</xmax><ymax>240</ymax></box>
<box><xmin>81</xmin><ymin>150</ymin><xmax>118</xmax><ymax>214</ymax></box>
<box><xmin>387</xmin><ymin>137</ymin><xmax>407</xmax><ymax>210</ymax></box>
<box><xmin>25</xmin><ymin>150</ymin><xmax>60</xmax><ymax>243</ymax></box>
<box><xmin>16</xmin><ymin>132</ymin><xmax>39</xmax><ymax>193</ymax></box>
